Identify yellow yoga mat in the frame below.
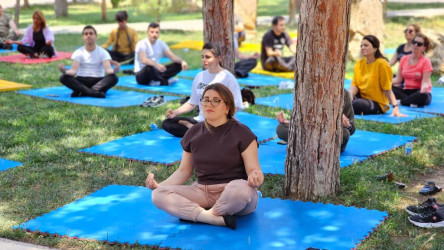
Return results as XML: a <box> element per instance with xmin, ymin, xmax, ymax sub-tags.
<box><xmin>170</xmin><ymin>40</ymin><xmax>261</xmax><ymax>53</ymax></box>
<box><xmin>0</xmin><ymin>80</ymin><xmax>32</xmax><ymax>92</ymax></box>
<box><xmin>251</xmin><ymin>65</ymin><xmax>295</xmax><ymax>79</ymax></box>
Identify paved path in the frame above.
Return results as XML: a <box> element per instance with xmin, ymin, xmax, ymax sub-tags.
<box><xmin>0</xmin><ymin>238</ymin><xmax>57</xmax><ymax>250</ymax></box>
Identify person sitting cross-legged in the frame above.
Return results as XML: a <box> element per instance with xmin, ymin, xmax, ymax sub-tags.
<box><xmin>147</xmin><ymin>83</ymin><xmax>264</xmax><ymax>230</ymax></box>
<box><xmin>0</xmin><ymin>4</ymin><xmax>22</xmax><ymax>50</ymax></box>
<box><xmin>101</xmin><ymin>10</ymin><xmax>138</xmax><ymax>64</ymax></box>
<box><xmin>276</xmin><ymin>88</ymin><xmax>355</xmax><ymax>152</ymax></box>
<box><xmin>58</xmin><ymin>25</ymin><xmax>119</xmax><ymax>98</ymax></box>
<box><xmin>134</xmin><ymin>22</ymin><xmax>188</xmax><ymax>86</ymax></box>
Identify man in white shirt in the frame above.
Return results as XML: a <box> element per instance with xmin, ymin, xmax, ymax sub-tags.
<box><xmin>134</xmin><ymin>22</ymin><xmax>188</xmax><ymax>86</ymax></box>
<box><xmin>58</xmin><ymin>25</ymin><xmax>119</xmax><ymax>98</ymax></box>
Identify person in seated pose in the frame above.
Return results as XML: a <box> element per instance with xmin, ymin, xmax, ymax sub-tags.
<box><xmin>147</xmin><ymin>83</ymin><xmax>264</xmax><ymax>230</ymax></box>
<box><xmin>392</xmin><ymin>33</ymin><xmax>432</xmax><ymax>107</ymax></box>
<box><xmin>233</xmin><ymin>31</ymin><xmax>259</xmax><ymax>78</ymax></box>
<box><xmin>389</xmin><ymin>24</ymin><xmax>420</xmax><ymax>67</ymax></box>
<box><xmin>134</xmin><ymin>22</ymin><xmax>188</xmax><ymax>86</ymax></box>
<box><xmin>101</xmin><ymin>11</ymin><xmax>138</xmax><ymax>64</ymax></box>
<box><xmin>161</xmin><ymin>42</ymin><xmax>244</xmax><ymax>137</ymax></box>
<box><xmin>0</xmin><ymin>4</ymin><xmax>22</xmax><ymax>50</ymax></box>
<box><xmin>350</xmin><ymin>35</ymin><xmax>405</xmax><ymax>117</ymax></box>
<box><xmin>276</xmin><ymin>89</ymin><xmax>355</xmax><ymax>152</ymax></box>
<box><xmin>260</xmin><ymin>16</ymin><xmax>296</xmax><ymax>72</ymax></box>
<box><xmin>6</xmin><ymin>10</ymin><xmax>55</xmax><ymax>58</ymax></box>
<box><xmin>58</xmin><ymin>25</ymin><xmax>119</xmax><ymax>98</ymax></box>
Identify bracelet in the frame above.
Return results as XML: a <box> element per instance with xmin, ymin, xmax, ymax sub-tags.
<box><xmin>392</xmin><ymin>104</ymin><xmax>398</xmax><ymax>108</ymax></box>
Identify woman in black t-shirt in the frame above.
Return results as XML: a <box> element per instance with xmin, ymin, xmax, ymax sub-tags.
<box><xmin>389</xmin><ymin>24</ymin><xmax>420</xmax><ymax>67</ymax></box>
<box><xmin>146</xmin><ymin>83</ymin><xmax>264</xmax><ymax>230</ymax></box>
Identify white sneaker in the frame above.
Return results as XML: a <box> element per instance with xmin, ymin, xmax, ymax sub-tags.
<box><xmin>168</xmin><ymin>78</ymin><xmax>179</xmax><ymax>85</ymax></box>
<box><xmin>149</xmin><ymin>80</ymin><xmax>161</xmax><ymax>86</ymax></box>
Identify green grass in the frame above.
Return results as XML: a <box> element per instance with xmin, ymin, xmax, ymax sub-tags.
<box><xmin>1</xmin><ymin>7</ymin><xmax>444</xmax><ymax>250</ymax></box>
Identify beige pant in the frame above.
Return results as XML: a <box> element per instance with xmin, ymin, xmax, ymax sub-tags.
<box><xmin>152</xmin><ymin>179</ymin><xmax>258</xmax><ymax>221</ymax></box>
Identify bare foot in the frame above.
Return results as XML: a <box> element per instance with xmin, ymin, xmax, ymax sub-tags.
<box><xmin>178</xmin><ymin>120</ymin><xmax>194</xmax><ymax>129</ymax></box>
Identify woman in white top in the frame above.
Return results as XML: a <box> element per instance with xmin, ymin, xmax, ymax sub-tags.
<box><xmin>161</xmin><ymin>42</ymin><xmax>244</xmax><ymax>137</ymax></box>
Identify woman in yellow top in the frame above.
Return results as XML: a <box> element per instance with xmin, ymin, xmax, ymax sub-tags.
<box><xmin>350</xmin><ymin>35</ymin><xmax>405</xmax><ymax>117</ymax></box>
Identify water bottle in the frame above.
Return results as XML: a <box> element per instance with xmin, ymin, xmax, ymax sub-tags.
<box><xmin>405</xmin><ymin>140</ymin><xmax>413</xmax><ymax>155</ymax></box>
<box><xmin>150</xmin><ymin>123</ymin><xmax>158</xmax><ymax>130</ymax></box>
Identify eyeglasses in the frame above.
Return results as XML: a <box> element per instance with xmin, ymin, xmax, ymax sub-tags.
<box><xmin>200</xmin><ymin>98</ymin><xmax>224</xmax><ymax>107</ymax></box>
<box><xmin>412</xmin><ymin>40</ymin><xmax>424</xmax><ymax>47</ymax></box>
<box><xmin>404</xmin><ymin>29</ymin><xmax>414</xmax><ymax>34</ymax></box>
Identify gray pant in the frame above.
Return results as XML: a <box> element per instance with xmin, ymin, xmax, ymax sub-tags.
<box><xmin>0</xmin><ymin>31</ymin><xmax>20</xmax><ymax>44</ymax></box>
<box><xmin>276</xmin><ymin>123</ymin><xmax>350</xmax><ymax>152</ymax></box>
<box><xmin>152</xmin><ymin>179</ymin><xmax>258</xmax><ymax>221</ymax></box>
<box><xmin>263</xmin><ymin>56</ymin><xmax>296</xmax><ymax>72</ymax></box>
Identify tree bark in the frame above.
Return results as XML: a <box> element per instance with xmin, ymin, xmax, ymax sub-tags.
<box><xmin>23</xmin><ymin>0</ymin><xmax>30</xmax><ymax>8</ymax></box>
<box><xmin>289</xmin><ymin>0</ymin><xmax>297</xmax><ymax>25</ymax></box>
<box><xmin>101</xmin><ymin>0</ymin><xmax>107</xmax><ymax>21</ymax></box>
<box><xmin>14</xmin><ymin>0</ymin><xmax>20</xmax><ymax>26</ymax></box>
<box><xmin>54</xmin><ymin>0</ymin><xmax>68</xmax><ymax>18</ymax></box>
<box><xmin>284</xmin><ymin>0</ymin><xmax>351</xmax><ymax>200</ymax></box>
<box><xmin>202</xmin><ymin>0</ymin><xmax>235</xmax><ymax>74</ymax></box>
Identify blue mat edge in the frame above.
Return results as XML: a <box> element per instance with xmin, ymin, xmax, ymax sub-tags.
<box><xmin>14</xmin><ymin>184</ymin><xmax>389</xmax><ymax>248</ymax></box>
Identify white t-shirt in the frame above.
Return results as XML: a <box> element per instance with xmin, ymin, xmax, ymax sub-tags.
<box><xmin>189</xmin><ymin>69</ymin><xmax>244</xmax><ymax>122</ymax></box>
<box><xmin>71</xmin><ymin>45</ymin><xmax>111</xmax><ymax>77</ymax></box>
<box><xmin>151</xmin><ymin>39</ymin><xmax>169</xmax><ymax>62</ymax></box>
<box><xmin>134</xmin><ymin>38</ymin><xmax>154</xmax><ymax>72</ymax></box>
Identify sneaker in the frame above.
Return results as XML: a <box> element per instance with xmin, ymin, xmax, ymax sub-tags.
<box><xmin>140</xmin><ymin>95</ymin><xmax>165</xmax><ymax>107</ymax></box>
<box><xmin>405</xmin><ymin>198</ymin><xmax>443</xmax><ymax>216</ymax></box>
<box><xmin>168</xmin><ymin>78</ymin><xmax>179</xmax><ymax>85</ymax></box>
<box><xmin>419</xmin><ymin>181</ymin><xmax>442</xmax><ymax>195</ymax></box>
<box><xmin>149</xmin><ymin>80</ymin><xmax>161</xmax><ymax>86</ymax></box>
<box><xmin>408</xmin><ymin>209</ymin><xmax>444</xmax><ymax>228</ymax></box>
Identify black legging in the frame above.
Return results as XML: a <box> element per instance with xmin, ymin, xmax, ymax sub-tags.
<box><xmin>392</xmin><ymin>86</ymin><xmax>432</xmax><ymax>107</ymax></box>
<box><xmin>107</xmin><ymin>50</ymin><xmax>134</xmax><ymax>64</ymax></box>
<box><xmin>263</xmin><ymin>56</ymin><xmax>295</xmax><ymax>72</ymax></box>
<box><xmin>161</xmin><ymin>117</ymin><xmax>198</xmax><ymax>138</ymax></box>
<box><xmin>136</xmin><ymin>62</ymin><xmax>182</xmax><ymax>86</ymax></box>
<box><xmin>59</xmin><ymin>74</ymin><xmax>118</xmax><ymax>98</ymax></box>
<box><xmin>17</xmin><ymin>44</ymin><xmax>54</xmax><ymax>58</ymax></box>
<box><xmin>234</xmin><ymin>58</ymin><xmax>257</xmax><ymax>78</ymax></box>
<box><xmin>352</xmin><ymin>97</ymin><xmax>383</xmax><ymax>115</ymax></box>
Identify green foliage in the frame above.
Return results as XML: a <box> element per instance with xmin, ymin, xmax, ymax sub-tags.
<box><xmin>132</xmin><ymin>0</ymin><xmax>171</xmax><ymax>23</ymax></box>
<box><xmin>111</xmin><ymin>0</ymin><xmax>121</xmax><ymax>9</ymax></box>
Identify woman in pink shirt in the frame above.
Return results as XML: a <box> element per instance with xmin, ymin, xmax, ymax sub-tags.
<box><xmin>392</xmin><ymin>33</ymin><xmax>432</xmax><ymax>107</ymax></box>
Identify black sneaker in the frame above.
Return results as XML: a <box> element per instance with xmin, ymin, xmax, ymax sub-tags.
<box><xmin>150</xmin><ymin>95</ymin><xmax>165</xmax><ymax>107</ymax></box>
<box><xmin>408</xmin><ymin>209</ymin><xmax>444</xmax><ymax>228</ymax></box>
<box><xmin>405</xmin><ymin>198</ymin><xmax>443</xmax><ymax>216</ymax></box>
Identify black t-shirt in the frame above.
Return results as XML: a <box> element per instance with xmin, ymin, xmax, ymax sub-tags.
<box><xmin>395</xmin><ymin>44</ymin><xmax>412</xmax><ymax>62</ymax></box>
<box><xmin>181</xmin><ymin>119</ymin><xmax>257</xmax><ymax>185</ymax></box>
<box><xmin>260</xmin><ymin>29</ymin><xmax>292</xmax><ymax>66</ymax></box>
<box><xmin>33</xmin><ymin>29</ymin><xmax>46</xmax><ymax>51</ymax></box>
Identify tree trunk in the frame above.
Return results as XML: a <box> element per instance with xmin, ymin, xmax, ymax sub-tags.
<box><xmin>289</xmin><ymin>0</ymin><xmax>297</xmax><ymax>25</ymax></box>
<box><xmin>284</xmin><ymin>0</ymin><xmax>351</xmax><ymax>200</ymax></box>
<box><xmin>23</xmin><ymin>0</ymin><xmax>30</xmax><ymax>8</ymax></box>
<box><xmin>14</xmin><ymin>0</ymin><xmax>20</xmax><ymax>26</ymax></box>
<box><xmin>101</xmin><ymin>0</ymin><xmax>107</xmax><ymax>21</ymax></box>
<box><xmin>54</xmin><ymin>0</ymin><xmax>68</xmax><ymax>18</ymax></box>
<box><xmin>202</xmin><ymin>0</ymin><xmax>235</xmax><ymax>74</ymax></box>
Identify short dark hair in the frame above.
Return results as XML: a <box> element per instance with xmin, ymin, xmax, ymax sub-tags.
<box><xmin>115</xmin><ymin>11</ymin><xmax>128</xmax><ymax>22</ymax></box>
<box><xmin>148</xmin><ymin>22</ymin><xmax>160</xmax><ymax>29</ymax></box>
<box><xmin>82</xmin><ymin>25</ymin><xmax>97</xmax><ymax>35</ymax></box>
<box><xmin>272</xmin><ymin>16</ymin><xmax>285</xmax><ymax>26</ymax></box>
<box><xmin>414</xmin><ymin>32</ymin><xmax>431</xmax><ymax>53</ymax></box>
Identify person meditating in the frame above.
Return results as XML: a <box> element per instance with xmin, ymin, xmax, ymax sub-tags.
<box><xmin>350</xmin><ymin>35</ymin><xmax>405</xmax><ymax>117</ymax></box>
<box><xmin>392</xmin><ymin>33</ymin><xmax>433</xmax><ymax>107</ymax></box>
<box><xmin>146</xmin><ymin>83</ymin><xmax>264</xmax><ymax>230</ymax></box>
<box><xmin>276</xmin><ymin>89</ymin><xmax>355</xmax><ymax>152</ymax></box>
<box><xmin>389</xmin><ymin>24</ymin><xmax>421</xmax><ymax>67</ymax></box>
<box><xmin>6</xmin><ymin>10</ymin><xmax>55</xmax><ymax>58</ymax></box>
<box><xmin>161</xmin><ymin>42</ymin><xmax>243</xmax><ymax>137</ymax></box>
<box><xmin>101</xmin><ymin>11</ymin><xmax>138</xmax><ymax>64</ymax></box>
<box><xmin>58</xmin><ymin>25</ymin><xmax>119</xmax><ymax>98</ymax></box>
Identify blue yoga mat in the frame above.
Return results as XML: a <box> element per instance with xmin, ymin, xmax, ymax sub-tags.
<box><xmin>118</xmin><ymin>76</ymin><xmax>192</xmax><ymax>95</ymax></box>
<box><xmin>80</xmin><ymin>112</ymin><xmax>278</xmax><ymax>163</ymax></box>
<box><xmin>178</xmin><ymin>69</ymin><xmax>289</xmax><ymax>87</ymax></box>
<box><xmin>403</xmin><ymin>87</ymin><xmax>444</xmax><ymax>116</ymax></box>
<box><xmin>17</xmin><ymin>185</ymin><xmax>387</xmax><ymax>250</ymax></box>
<box><xmin>259</xmin><ymin>130</ymin><xmax>415</xmax><ymax>174</ymax></box>
<box><xmin>79</xmin><ymin>129</ymin><xmax>183</xmax><ymax>164</ymax></box>
<box><xmin>0</xmin><ymin>44</ymin><xmax>17</xmax><ymax>53</ymax></box>
<box><xmin>255</xmin><ymin>92</ymin><xmax>437</xmax><ymax>124</ymax></box>
<box><xmin>0</xmin><ymin>158</ymin><xmax>22</xmax><ymax>171</ymax></box>
<box><xmin>19</xmin><ymin>86</ymin><xmax>180</xmax><ymax>107</ymax></box>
